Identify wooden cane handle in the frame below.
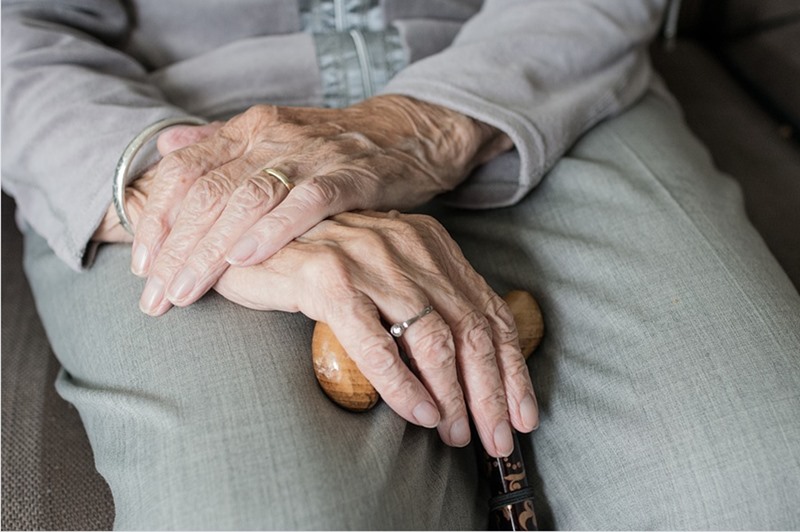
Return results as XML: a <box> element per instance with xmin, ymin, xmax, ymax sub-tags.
<box><xmin>312</xmin><ymin>290</ymin><xmax>544</xmax><ymax>412</ymax></box>
<box><xmin>312</xmin><ymin>321</ymin><xmax>381</xmax><ymax>411</ymax></box>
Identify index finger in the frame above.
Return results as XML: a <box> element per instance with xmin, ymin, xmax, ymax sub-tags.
<box><xmin>328</xmin><ymin>298</ymin><xmax>441</xmax><ymax>429</ymax></box>
<box><xmin>131</xmin><ymin>129</ymin><xmax>246</xmax><ymax>276</ymax></box>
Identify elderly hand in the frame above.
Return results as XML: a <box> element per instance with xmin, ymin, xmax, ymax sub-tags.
<box><xmin>129</xmin><ymin>96</ymin><xmax>511</xmax><ymax>316</ymax></box>
<box><xmin>214</xmin><ymin>210</ymin><xmax>538</xmax><ymax>457</ymax></box>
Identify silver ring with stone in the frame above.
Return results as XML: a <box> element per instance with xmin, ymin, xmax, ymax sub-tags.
<box><xmin>390</xmin><ymin>305</ymin><xmax>434</xmax><ymax>338</ymax></box>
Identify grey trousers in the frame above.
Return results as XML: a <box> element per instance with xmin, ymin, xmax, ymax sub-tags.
<box><xmin>24</xmin><ymin>90</ymin><xmax>800</xmax><ymax>530</ymax></box>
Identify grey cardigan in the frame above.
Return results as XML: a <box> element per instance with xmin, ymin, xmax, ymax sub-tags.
<box><xmin>2</xmin><ymin>0</ymin><xmax>665</xmax><ymax>271</ymax></box>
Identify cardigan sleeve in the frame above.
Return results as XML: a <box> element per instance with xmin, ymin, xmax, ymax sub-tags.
<box><xmin>1</xmin><ymin>1</ymin><xmax>190</xmax><ymax>271</ymax></box>
<box><xmin>382</xmin><ymin>0</ymin><xmax>667</xmax><ymax>208</ymax></box>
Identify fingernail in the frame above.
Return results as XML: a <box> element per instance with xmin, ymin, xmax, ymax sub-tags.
<box><xmin>131</xmin><ymin>244</ymin><xmax>149</xmax><ymax>275</ymax></box>
<box><xmin>494</xmin><ymin>420</ymin><xmax>514</xmax><ymax>457</ymax></box>
<box><xmin>413</xmin><ymin>401</ymin><xmax>440</xmax><ymax>428</ymax></box>
<box><xmin>226</xmin><ymin>235</ymin><xmax>258</xmax><ymax>265</ymax></box>
<box><xmin>139</xmin><ymin>277</ymin><xmax>165</xmax><ymax>314</ymax></box>
<box><xmin>520</xmin><ymin>393</ymin><xmax>539</xmax><ymax>432</ymax></box>
<box><xmin>168</xmin><ymin>269</ymin><xmax>196</xmax><ymax>302</ymax></box>
<box><xmin>449</xmin><ymin>417</ymin><xmax>471</xmax><ymax>447</ymax></box>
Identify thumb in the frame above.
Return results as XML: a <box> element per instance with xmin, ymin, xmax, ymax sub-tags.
<box><xmin>157</xmin><ymin>122</ymin><xmax>224</xmax><ymax>155</ymax></box>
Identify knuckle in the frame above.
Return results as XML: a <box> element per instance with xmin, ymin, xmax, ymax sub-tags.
<box><xmin>489</xmin><ymin>297</ymin><xmax>520</xmax><ymax>347</ymax></box>
<box><xmin>414</xmin><ymin>329</ymin><xmax>456</xmax><ymax>371</ymax></box>
<box><xmin>380</xmin><ymin>222</ymin><xmax>423</xmax><ymax>255</ymax></box>
<box><xmin>187</xmin><ymin>176</ymin><xmax>228</xmax><ymax>212</ymax></box>
<box><xmin>152</xmin><ymin>246</ymin><xmax>186</xmax><ymax>272</ymax></box>
<box><xmin>310</xmin><ymin>248</ymin><xmax>353</xmax><ymax>289</ymax></box>
<box><xmin>211</xmin><ymin>123</ymin><xmax>241</xmax><ymax>145</ymax></box>
<box><xmin>383</xmin><ymin>371</ymin><xmax>420</xmax><ymax>405</ymax></box>
<box><xmin>261</xmin><ymin>209</ymin><xmax>294</xmax><ymax>235</ymax></box>
<box><xmin>496</xmin><ymin>326</ymin><xmax>521</xmax><ymax>352</ymax></box>
<box><xmin>506</xmin><ymin>357</ymin><xmax>532</xmax><ymax>386</ymax></box>
<box><xmin>137</xmin><ymin>213</ymin><xmax>170</xmax><ymax>241</ymax></box>
<box><xmin>300</xmin><ymin>176</ymin><xmax>337</xmax><ymax>209</ymax></box>
<box><xmin>474</xmin><ymin>387</ymin><xmax>508</xmax><ymax>413</ymax></box>
<box><xmin>349</xmin><ymin>228</ymin><xmax>389</xmax><ymax>257</ymax></box>
<box><xmin>233</xmin><ymin>176</ymin><xmax>275</xmax><ymax>209</ymax></box>
<box><xmin>361</xmin><ymin>339</ymin><xmax>403</xmax><ymax>378</ymax></box>
<box><xmin>159</xmin><ymin>150</ymin><xmax>205</xmax><ymax>182</ymax></box>
<box><xmin>439</xmin><ymin>386</ymin><xmax>466</xmax><ymax>413</ymax></box>
<box><xmin>190</xmin><ymin>240</ymin><xmax>226</xmax><ymax>268</ymax></box>
<box><xmin>470</xmin><ymin>347</ymin><xmax>498</xmax><ymax>370</ymax></box>
<box><xmin>158</xmin><ymin>152</ymin><xmax>189</xmax><ymax>176</ymax></box>
<box><xmin>386</xmin><ymin>218</ymin><xmax>430</xmax><ymax>250</ymax></box>
<box><xmin>457</xmin><ymin>310</ymin><xmax>494</xmax><ymax>350</ymax></box>
<box><xmin>484</xmin><ymin>291</ymin><xmax>509</xmax><ymax>319</ymax></box>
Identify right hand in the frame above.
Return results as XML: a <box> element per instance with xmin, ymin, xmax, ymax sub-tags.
<box><xmin>214</xmin><ymin>210</ymin><xmax>539</xmax><ymax>457</ymax></box>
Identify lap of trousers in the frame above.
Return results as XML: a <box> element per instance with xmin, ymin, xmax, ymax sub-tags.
<box><xmin>23</xmin><ymin>89</ymin><xmax>800</xmax><ymax>530</ymax></box>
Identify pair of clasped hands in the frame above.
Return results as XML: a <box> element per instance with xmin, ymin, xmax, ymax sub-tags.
<box><xmin>94</xmin><ymin>95</ymin><xmax>538</xmax><ymax>457</ymax></box>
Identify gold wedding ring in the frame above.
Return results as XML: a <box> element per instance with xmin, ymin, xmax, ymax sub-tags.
<box><xmin>260</xmin><ymin>167</ymin><xmax>294</xmax><ymax>191</ymax></box>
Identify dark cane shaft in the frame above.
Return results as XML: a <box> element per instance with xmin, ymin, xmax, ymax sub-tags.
<box><xmin>485</xmin><ymin>431</ymin><xmax>537</xmax><ymax>530</ymax></box>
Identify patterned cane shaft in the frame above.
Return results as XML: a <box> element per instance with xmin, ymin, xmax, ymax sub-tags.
<box><xmin>485</xmin><ymin>431</ymin><xmax>537</xmax><ymax>531</ymax></box>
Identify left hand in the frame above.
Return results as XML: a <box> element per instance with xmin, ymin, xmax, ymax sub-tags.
<box><xmin>129</xmin><ymin>95</ymin><xmax>511</xmax><ymax>316</ymax></box>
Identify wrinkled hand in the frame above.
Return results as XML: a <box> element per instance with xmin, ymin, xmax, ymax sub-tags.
<box><xmin>215</xmin><ymin>210</ymin><xmax>538</xmax><ymax>457</ymax></box>
<box><xmin>129</xmin><ymin>95</ymin><xmax>511</xmax><ymax>316</ymax></box>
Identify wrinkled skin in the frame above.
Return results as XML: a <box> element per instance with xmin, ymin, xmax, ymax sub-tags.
<box><xmin>124</xmin><ymin>95</ymin><xmax>511</xmax><ymax>315</ymax></box>
<box><xmin>93</xmin><ymin>96</ymin><xmax>537</xmax><ymax>457</ymax></box>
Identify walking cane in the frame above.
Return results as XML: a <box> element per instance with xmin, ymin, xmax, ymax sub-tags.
<box><xmin>311</xmin><ymin>290</ymin><xmax>544</xmax><ymax>530</ymax></box>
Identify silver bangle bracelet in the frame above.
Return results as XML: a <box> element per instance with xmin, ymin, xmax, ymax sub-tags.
<box><xmin>113</xmin><ymin>116</ymin><xmax>208</xmax><ymax>235</ymax></box>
